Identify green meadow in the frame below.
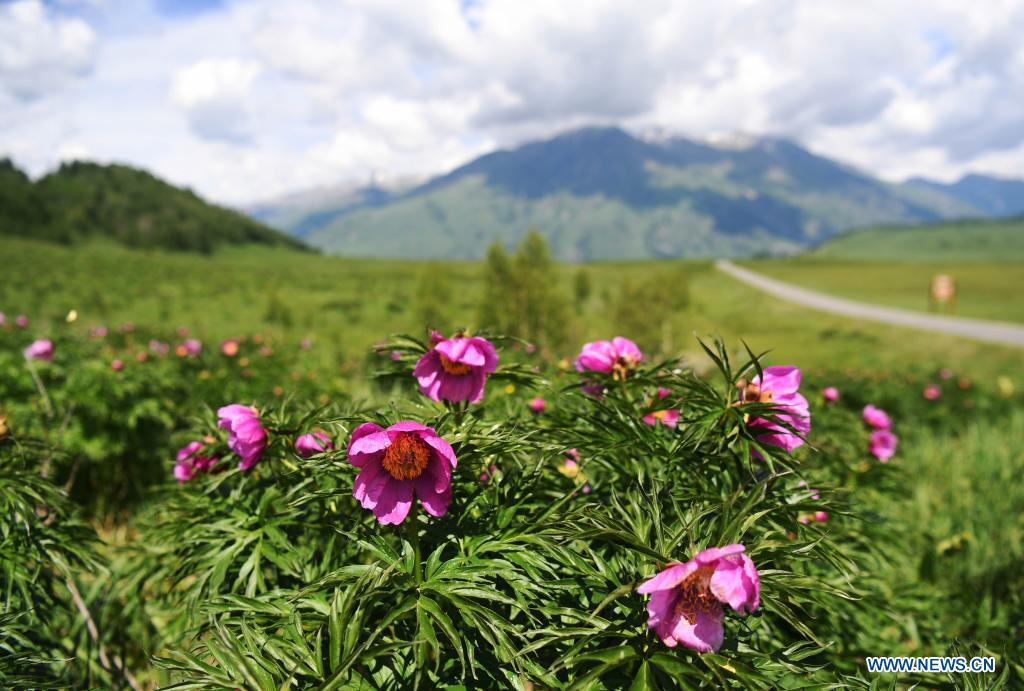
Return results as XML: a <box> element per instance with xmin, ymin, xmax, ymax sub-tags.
<box><xmin>3</xmin><ymin>235</ymin><xmax>1023</xmax><ymax>687</ymax></box>
<box><xmin>5</xmin><ymin>236</ymin><xmax>1022</xmax><ymax>381</ymax></box>
<box><xmin>744</xmin><ymin>259</ymin><xmax>1024</xmax><ymax>324</ymax></box>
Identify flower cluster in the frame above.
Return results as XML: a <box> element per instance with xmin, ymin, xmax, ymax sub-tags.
<box><xmin>217</xmin><ymin>404</ymin><xmax>268</xmax><ymax>470</ymax></box>
<box><xmin>863</xmin><ymin>404</ymin><xmax>898</xmax><ymax>461</ymax></box>
<box><xmin>638</xmin><ymin>544</ymin><xmax>760</xmax><ymax>652</ymax></box>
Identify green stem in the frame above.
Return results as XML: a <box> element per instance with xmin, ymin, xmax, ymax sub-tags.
<box><xmin>26</xmin><ymin>360</ymin><xmax>55</xmax><ymax>420</ymax></box>
<box><xmin>406</xmin><ymin>504</ymin><xmax>422</xmax><ymax>585</ymax></box>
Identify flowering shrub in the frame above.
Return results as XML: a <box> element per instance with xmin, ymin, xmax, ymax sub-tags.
<box><xmin>1</xmin><ymin>320</ymin><xmax>1021</xmax><ymax>688</ymax></box>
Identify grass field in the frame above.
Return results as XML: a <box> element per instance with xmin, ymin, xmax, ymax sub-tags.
<box><xmin>810</xmin><ymin>217</ymin><xmax>1024</xmax><ymax>262</ymax></box>
<box><xmin>743</xmin><ymin>259</ymin><xmax>1024</xmax><ymax>324</ymax></box>
<box><xmin>4</xmin><ymin>237</ymin><xmax>1023</xmax><ymax>382</ymax></box>
<box><xmin>4</xmin><ymin>237</ymin><xmax>1024</xmax><ymax>687</ymax></box>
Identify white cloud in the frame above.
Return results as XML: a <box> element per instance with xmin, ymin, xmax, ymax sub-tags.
<box><xmin>171</xmin><ymin>57</ymin><xmax>261</xmax><ymax>142</ymax></box>
<box><xmin>0</xmin><ymin>0</ymin><xmax>96</xmax><ymax>101</ymax></box>
<box><xmin>0</xmin><ymin>0</ymin><xmax>1022</xmax><ymax>204</ymax></box>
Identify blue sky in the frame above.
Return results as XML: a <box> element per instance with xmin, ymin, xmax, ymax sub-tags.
<box><xmin>2</xmin><ymin>0</ymin><xmax>1023</xmax><ymax>205</ymax></box>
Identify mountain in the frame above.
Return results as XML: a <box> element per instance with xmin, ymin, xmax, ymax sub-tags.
<box><xmin>904</xmin><ymin>174</ymin><xmax>1024</xmax><ymax>217</ymax></box>
<box><xmin>811</xmin><ymin>216</ymin><xmax>1024</xmax><ymax>262</ymax></box>
<box><xmin>0</xmin><ymin>159</ymin><xmax>306</xmax><ymax>253</ymax></box>
<box><xmin>258</xmin><ymin>127</ymin><xmax>1006</xmax><ymax>261</ymax></box>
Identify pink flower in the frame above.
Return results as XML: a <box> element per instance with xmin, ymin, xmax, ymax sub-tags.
<box><xmin>120</xmin><ymin>321</ymin><xmax>134</xmax><ymax>333</ymax></box>
<box><xmin>638</xmin><ymin>544</ymin><xmax>760</xmax><ymax>653</ymax></box>
<box><xmin>0</xmin><ymin>312</ymin><xmax>6</xmax><ymax>326</ymax></box>
<box><xmin>413</xmin><ymin>331</ymin><xmax>499</xmax><ymax>404</ymax></box>
<box><xmin>217</xmin><ymin>404</ymin><xmax>268</xmax><ymax>470</ymax></box>
<box><xmin>90</xmin><ymin>326</ymin><xmax>108</xmax><ymax>338</ymax></box>
<box><xmin>529</xmin><ymin>397</ymin><xmax>547</xmax><ymax>413</ymax></box>
<box><xmin>23</xmin><ymin>339</ymin><xmax>54</xmax><ymax>362</ymax></box>
<box><xmin>574</xmin><ymin>337</ymin><xmax>644</xmax><ymax>380</ymax></box>
<box><xmin>183</xmin><ymin>339</ymin><xmax>202</xmax><ymax>357</ymax></box>
<box><xmin>744</xmin><ymin>366</ymin><xmax>810</xmax><ymax>453</ymax></box>
<box><xmin>939</xmin><ymin>368</ymin><xmax>953</xmax><ymax>380</ymax></box>
<box><xmin>295</xmin><ymin>431</ymin><xmax>334</xmax><ymax>458</ymax></box>
<box><xmin>813</xmin><ymin>511</ymin><xmax>829</xmax><ymax>523</ymax></box>
<box><xmin>643</xmin><ymin>387</ymin><xmax>680</xmax><ymax>428</ymax></box>
<box><xmin>822</xmin><ymin>387</ymin><xmax>839</xmax><ymax>402</ymax></box>
<box><xmin>111</xmin><ymin>359</ymin><xmax>124</xmax><ymax>371</ymax></box>
<box><xmin>348</xmin><ymin>420</ymin><xmax>458</xmax><ymax>525</ymax></box>
<box><xmin>862</xmin><ymin>404</ymin><xmax>891</xmax><ymax>430</ymax></box>
<box><xmin>869</xmin><ymin>429</ymin><xmax>898</xmax><ymax>462</ymax></box>
<box><xmin>15</xmin><ymin>315</ymin><xmax>28</xmax><ymax>328</ymax></box>
<box><xmin>176</xmin><ymin>326</ymin><xmax>189</xmax><ymax>338</ymax></box>
<box><xmin>300</xmin><ymin>338</ymin><xmax>312</xmax><ymax>350</ymax></box>
<box><xmin>923</xmin><ymin>384</ymin><xmax>941</xmax><ymax>401</ymax></box>
<box><xmin>173</xmin><ymin>441</ymin><xmax>219</xmax><ymax>483</ymax></box>
<box><xmin>149</xmin><ymin>340</ymin><xmax>169</xmax><ymax>356</ymax></box>
<box><xmin>221</xmin><ymin>339</ymin><xmax>240</xmax><ymax>357</ymax></box>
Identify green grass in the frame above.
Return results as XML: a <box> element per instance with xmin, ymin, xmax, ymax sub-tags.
<box><xmin>810</xmin><ymin>217</ymin><xmax>1024</xmax><ymax>262</ymax></box>
<box><xmin>740</xmin><ymin>258</ymin><xmax>1024</xmax><ymax>323</ymax></box>
<box><xmin>4</xmin><ymin>237</ymin><xmax>1022</xmax><ymax>383</ymax></box>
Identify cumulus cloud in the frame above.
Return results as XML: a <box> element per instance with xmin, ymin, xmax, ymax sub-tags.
<box><xmin>0</xmin><ymin>0</ymin><xmax>96</xmax><ymax>101</ymax></box>
<box><xmin>170</xmin><ymin>57</ymin><xmax>261</xmax><ymax>142</ymax></box>
<box><xmin>0</xmin><ymin>0</ymin><xmax>1022</xmax><ymax>203</ymax></box>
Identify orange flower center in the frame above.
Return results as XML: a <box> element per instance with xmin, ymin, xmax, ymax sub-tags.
<box><xmin>738</xmin><ymin>381</ymin><xmax>774</xmax><ymax>404</ymax></box>
<box><xmin>673</xmin><ymin>565</ymin><xmax>720</xmax><ymax>624</ymax></box>
<box><xmin>612</xmin><ymin>356</ymin><xmax>638</xmax><ymax>381</ymax></box>
<box><xmin>382</xmin><ymin>432</ymin><xmax>432</xmax><ymax>481</ymax></box>
<box><xmin>652</xmin><ymin>409</ymin><xmax>669</xmax><ymax>420</ymax></box>
<box><xmin>439</xmin><ymin>353</ymin><xmax>473</xmax><ymax>376</ymax></box>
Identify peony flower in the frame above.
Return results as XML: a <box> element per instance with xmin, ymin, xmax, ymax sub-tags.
<box><xmin>176</xmin><ymin>326</ymin><xmax>189</xmax><ymax>338</ymax></box>
<box><xmin>869</xmin><ymin>429</ymin><xmax>898</xmax><ymax>462</ymax></box>
<box><xmin>413</xmin><ymin>331</ymin><xmax>499</xmax><ymax>404</ymax></box>
<box><xmin>149</xmin><ymin>340</ymin><xmax>169</xmax><ymax>356</ymax></box>
<box><xmin>111</xmin><ymin>359</ymin><xmax>124</xmax><ymax>371</ymax></box>
<box><xmin>173</xmin><ymin>441</ymin><xmax>218</xmax><ymax>483</ymax></box>
<box><xmin>813</xmin><ymin>511</ymin><xmax>829</xmax><ymax>523</ymax></box>
<box><xmin>221</xmin><ymin>339</ymin><xmax>240</xmax><ymax>357</ymax></box>
<box><xmin>822</xmin><ymin>386</ymin><xmax>839</xmax><ymax>402</ymax></box>
<box><xmin>183</xmin><ymin>339</ymin><xmax>202</xmax><ymax>357</ymax></box>
<box><xmin>743</xmin><ymin>366</ymin><xmax>810</xmax><ymax>453</ymax></box>
<box><xmin>923</xmin><ymin>384</ymin><xmax>941</xmax><ymax>400</ymax></box>
<box><xmin>643</xmin><ymin>387</ymin><xmax>680</xmax><ymax>428</ymax></box>
<box><xmin>90</xmin><ymin>326</ymin><xmax>108</xmax><ymax>338</ymax></box>
<box><xmin>939</xmin><ymin>368</ymin><xmax>953</xmax><ymax>380</ymax></box>
<box><xmin>217</xmin><ymin>404</ymin><xmax>268</xmax><ymax>470</ymax></box>
<box><xmin>347</xmin><ymin>420</ymin><xmax>457</xmax><ymax>525</ymax></box>
<box><xmin>862</xmin><ymin>404</ymin><xmax>891</xmax><ymax>430</ymax></box>
<box><xmin>529</xmin><ymin>397</ymin><xmax>547</xmax><ymax>413</ymax></box>
<box><xmin>295</xmin><ymin>431</ymin><xmax>334</xmax><ymax>458</ymax></box>
<box><xmin>23</xmin><ymin>339</ymin><xmax>54</xmax><ymax>362</ymax></box>
<box><xmin>574</xmin><ymin>337</ymin><xmax>643</xmax><ymax>380</ymax></box>
<box><xmin>638</xmin><ymin>544</ymin><xmax>760</xmax><ymax>653</ymax></box>
<box><xmin>15</xmin><ymin>315</ymin><xmax>28</xmax><ymax>328</ymax></box>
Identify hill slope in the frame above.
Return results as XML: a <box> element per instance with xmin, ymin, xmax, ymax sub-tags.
<box><xmin>906</xmin><ymin>174</ymin><xmax>1024</xmax><ymax>217</ymax></box>
<box><xmin>265</xmin><ymin>127</ymin><xmax>988</xmax><ymax>261</ymax></box>
<box><xmin>810</xmin><ymin>217</ymin><xmax>1024</xmax><ymax>261</ymax></box>
<box><xmin>0</xmin><ymin>159</ymin><xmax>305</xmax><ymax>253</ymax></box>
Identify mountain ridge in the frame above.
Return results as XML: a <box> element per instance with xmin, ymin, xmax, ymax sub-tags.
<box><xmin>0</xmin><ymin>159</ymin><xmax>306</xmax><ymax>253</ymax></box>
<box><xmin>259</xmin><ymin>127</ymin><xmax>1021</xmax><ymax>261</ymax></box>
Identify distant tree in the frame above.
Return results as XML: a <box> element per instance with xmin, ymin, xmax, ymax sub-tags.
<box><xmin>479</xmin><ymin>242</ymin><xmax>515</xmax><ymax>333</ymax></box>
<box><xmin>612</xmin><ymin>270</ymin><xmax>690</xmax><ymax>356</ymax></box>
<box><xmin>573</xmin><ymin>268</ymin><xmax>592</xmax><ymax>313</ymax></box>
<box><xmin>479</xmin><ymin>229</ymin><xmax>569</xmax><ymax>351</ymax></box>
